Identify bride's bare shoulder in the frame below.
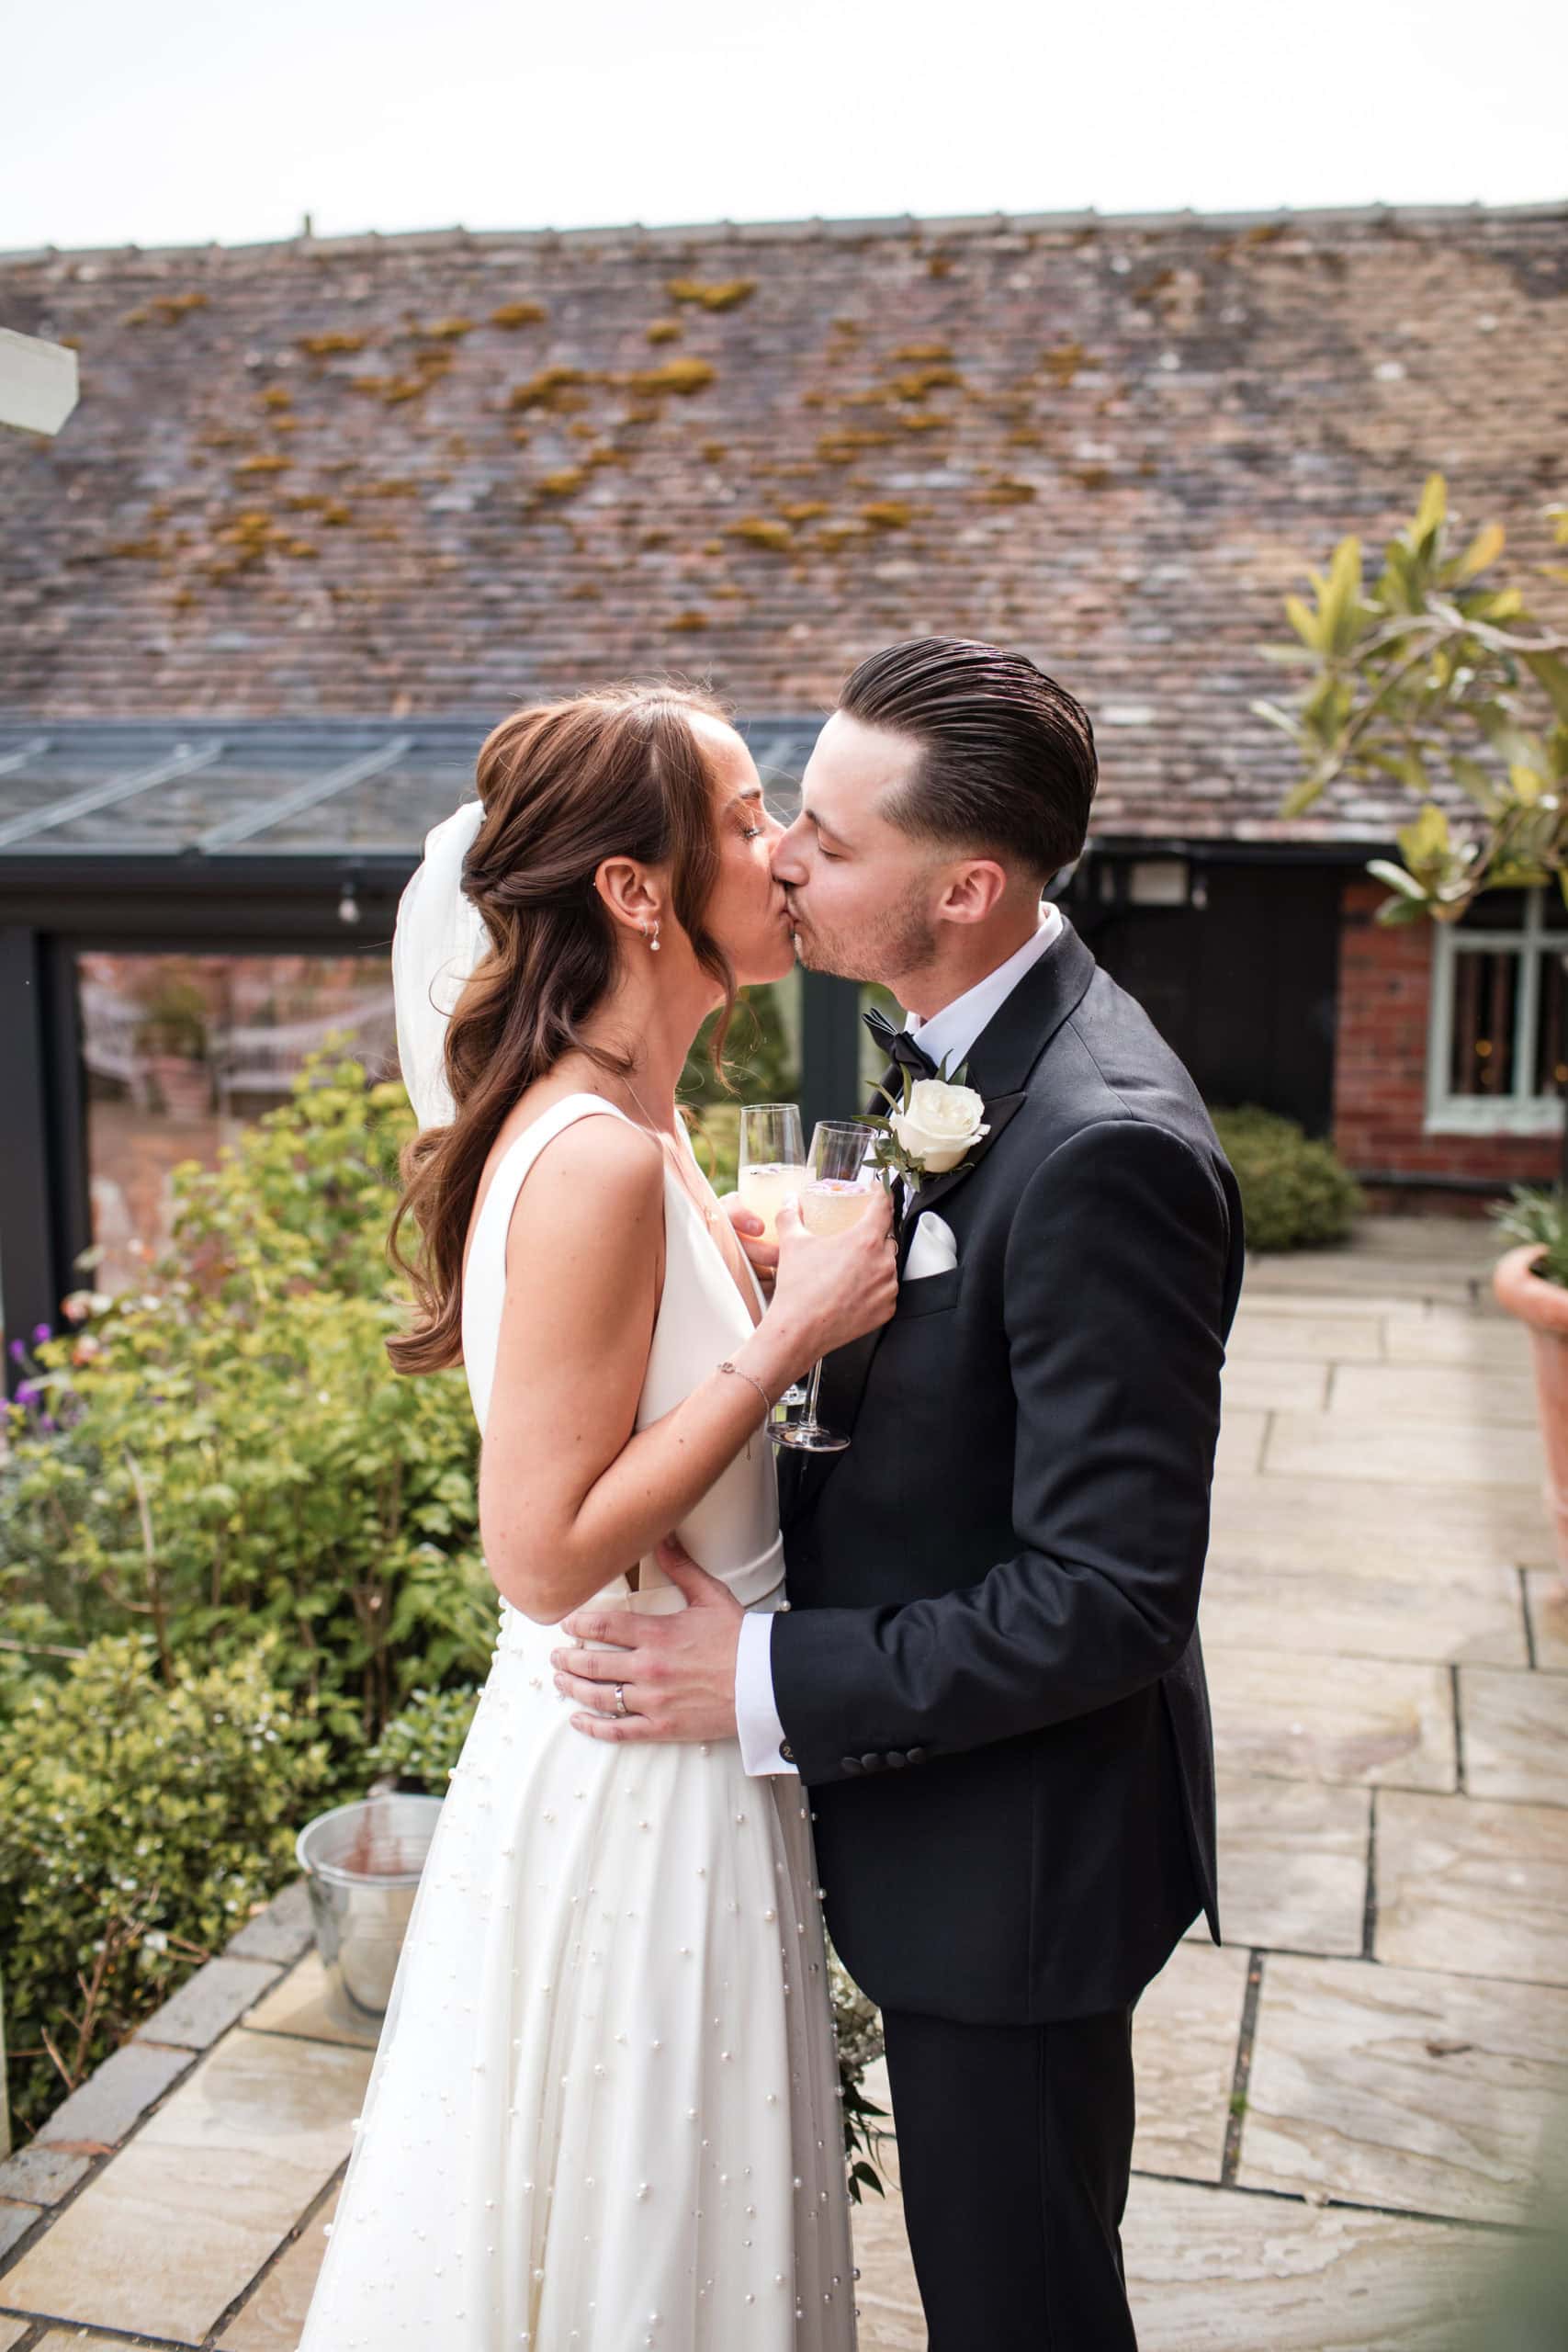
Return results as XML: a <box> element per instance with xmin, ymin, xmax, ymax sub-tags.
<box><xmin>501</xmin><ymin>1098</ymin><xmax>663</xmax><ymax>1238</ymax></box>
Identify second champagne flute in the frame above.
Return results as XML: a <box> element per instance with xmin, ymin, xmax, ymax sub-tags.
<box><xmin>773</xmin><ymin>1118</ymin><xmax>879</xmax><ymax>1455</ymax></box>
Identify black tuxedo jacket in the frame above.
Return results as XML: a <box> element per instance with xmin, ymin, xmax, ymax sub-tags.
<box><xmin>773</xmin><ymin>920</ymin><xmax>1244</xmax><ymax>2024</ymax></box>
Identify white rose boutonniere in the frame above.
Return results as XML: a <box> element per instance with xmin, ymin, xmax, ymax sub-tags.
<box><xmin>869</xmin><ymin>1060</ymin><xmax>991</xmax><ymax>1193</ymax></box>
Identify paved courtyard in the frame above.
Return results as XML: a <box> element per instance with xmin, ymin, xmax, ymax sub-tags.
<box><xmin>3</xmin><ymin>1217</ymin><xmax>1567</xmax><ymax>2348</ymax></box>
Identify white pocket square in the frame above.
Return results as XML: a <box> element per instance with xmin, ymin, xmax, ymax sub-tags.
<box><xmin>903</xmin><ymin>1209</ymin><xmax>958</xmax><ymax>1281</ymax></box>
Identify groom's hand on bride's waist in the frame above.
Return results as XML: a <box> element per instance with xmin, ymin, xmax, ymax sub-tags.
<box><xmin>552</xmin><ymin>1537</ymin><xmax>742</xmax><ymax>1744</ymax></box>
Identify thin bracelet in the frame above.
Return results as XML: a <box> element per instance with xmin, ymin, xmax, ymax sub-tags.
<box><xmin>718</xmin><ymin>1358</ymin><xmax>774</xmax><ymax>1458</ymax></box>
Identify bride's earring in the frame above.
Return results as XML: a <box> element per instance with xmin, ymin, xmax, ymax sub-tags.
<box><xmin>646</xmin><ymin>918</ymin><xmax>661</xmax><ymax>953</ymax></box>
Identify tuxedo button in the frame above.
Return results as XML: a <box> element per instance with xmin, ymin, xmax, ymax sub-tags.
<box><xmin>860</xmin><ymin>1752</ymin><xmax>883</xmax><ymax>1773</ymax></box>
<box><xmin>780</xmin><ymin>1741</ymin><xmax>795</xmax><ymax>1764</ymax></box>
<box><xmin>841</xmin><ymin>1756</ymin><xmax>863</xmax><ymax>1775</ymax></box>
<box><xmin>886</xmin><ymin>1749</ymin><xmax>908</xmax><ymax>1769</ymax></box>
<box><xmin>906</xmin><ymin>1746</ymin><xmax>928</xmax><ymax>1763</ymax></box>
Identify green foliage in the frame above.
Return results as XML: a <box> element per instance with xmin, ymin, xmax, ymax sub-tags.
<box><xmin>369</xmin><ymin>1681</ymin><xmax>482</xmax><ymax>1787</ymax></box>
<box><xmin>1210</xmin><ymin>1106</ymin><xmax>1363</xmax><ymax>1252</ymax></box>
<box><xmin>1</xmin><ymin>1054</ymin><xmax>497</xmax><ymax>1758</ymax></box>
<box><xmin>1491</xmin><ymin>1185</ymin><xmax>1568</xmax><ymax>1289</ymax></box>
<box><xmin>0</xmin><ymin>1632</ymin><xmax>333</xmax><ymax>2137</ymax></box>
<box><xmin>1261</xmin><ymin>478</ymin><xmax>1568</xmax><ymax>923</ymax></box>
<box><xmin>681</xmin><ymin>978</ymin><xmax>800</xmax><ymax>1198</ymax></box>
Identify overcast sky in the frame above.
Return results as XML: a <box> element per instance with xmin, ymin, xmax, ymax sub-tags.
<box><xmin>6</xmin><ymin>0</ymin><xmax>1564</xmax><ymax>254</ymax></box>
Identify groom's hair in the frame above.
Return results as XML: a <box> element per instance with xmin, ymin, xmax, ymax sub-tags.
<box><xmin>837</xmin><ymin>637</ymin><xmax>1097</xmax><ymax>881</ymax></box>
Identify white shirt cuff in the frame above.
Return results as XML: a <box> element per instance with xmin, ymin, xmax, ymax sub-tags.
<box><xmin>735</xmin><ymin>1609</ymin><xmax>798</xmax><ymax>1775</ymax></box>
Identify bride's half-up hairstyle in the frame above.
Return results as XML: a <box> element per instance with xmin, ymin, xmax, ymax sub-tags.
<box><xmin>387</xmin><ymin>682</ymin><xmax>736</xmax><ymax>1376</ymax></box>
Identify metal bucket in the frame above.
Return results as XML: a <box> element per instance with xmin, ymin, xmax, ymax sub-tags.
<box><xmin>295</xmin><ymin>1794</ymin><xmax>444</xmax><ymax>2038</ymax></box>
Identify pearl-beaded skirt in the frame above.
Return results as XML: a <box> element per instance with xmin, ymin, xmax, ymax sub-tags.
<box><xmin>295</xmin><ymin>1586</ymin><xmax>856</xmax><ymax>2350</ymax></box>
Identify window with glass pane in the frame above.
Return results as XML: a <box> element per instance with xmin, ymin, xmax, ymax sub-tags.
<box><xmin>1427</xmin><ymin>888</ymin><xmax>1568</xmax><ymax>1134</ymax></box>
<box><xmin>76</xmin><ymin>951</ymin><xmax>398</xmax><ymax>1295</ymax></box>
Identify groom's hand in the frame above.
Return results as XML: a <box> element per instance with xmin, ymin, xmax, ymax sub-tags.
<box><xmin>721</xmin><ymin>1193</ymin><xmax>779</xmax><ymax>1290</ymax></box>
<box><xmin>552</xmin><ymin>1537</ymin><xmax>742</xmax><ymax>1743</ymax></box>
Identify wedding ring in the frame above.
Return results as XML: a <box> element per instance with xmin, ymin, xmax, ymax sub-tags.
<box><xmin>613</xmin><ymin>1682</ymin><xmax>628</xmax><ymax>1718</ymax></box>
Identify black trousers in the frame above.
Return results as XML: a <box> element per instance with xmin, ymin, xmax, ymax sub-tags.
<box><xmin>879</xmin><ymin>2002</ymin><xmax>1138</xmax><ymax>2352</ymax></box>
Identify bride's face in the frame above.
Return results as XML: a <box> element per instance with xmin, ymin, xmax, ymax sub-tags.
<box><xmin>690</xmin><ymin>717</ymin><xmax>795</xmax><ymax>990</ymax></box>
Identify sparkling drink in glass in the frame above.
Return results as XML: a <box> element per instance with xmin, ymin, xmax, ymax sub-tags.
<box><xmin>739</xmin><ymin>1103</ymin><xmax>807</xmax><ymax>1243</ymax></box>
<box><xmin>773</xmin><ymin>1118</ymin><xmax>879</xmax><ymax>1455</ymax></box>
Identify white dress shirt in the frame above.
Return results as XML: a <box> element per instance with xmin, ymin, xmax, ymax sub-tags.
<box><xmin>735</xmin><ymin>903</ymin><xmax>1065</xmax><ymax>1774</ymax></box>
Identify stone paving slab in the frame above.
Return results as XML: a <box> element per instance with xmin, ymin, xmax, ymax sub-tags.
<box><xmin>1211</xmin><ymin>1467</ymin><xmax>1552</xmax><ymax>1576</ymax></box>
<box><xmin>0</xmin><ymin>2144</ymin><xmax>91</xmax><ymax>2210</ymax></box>
<box><xmin>243</xmin><ymin>1951</ymin><xmax>377</xmax><ymax>2049</ymax></box>
<box><xmin>226</xmin><ymin>1878</ymin><xmax>316</xmax><ymax>1967</ymax></box>
<box><xmin>1220</xmin><ymin>1355</ymin><xmax>1331</xmax><ymax>1414</ymax></box>
<box><xmin>1206</xmin><ymin>1646</ymin><xmax>1456</xmax><ymax>1791</ymax></box>
<box><xmin>0</xmin><ymin>2318</ymin><xmax>34</xmax><ymax>2352</ymax></box>
<box><xmin>1328</xmin><ymin>1360</ymin><xmax>1539</xmax><ymax>1427</ymax></box>
<box><xmin>1264</xmin><ymin>1409</ymin><xmax>1543</xmax><ymax>1489</ymax></box>
<box><xmin>1185</xmin><ymin>1775</ymin><xmax>1371</xmax><ymax>1957</ymax></box>
<box><xmin>132</xmin><ymin>1955</ymin><xmax>283</xmax><ymax>2053</ymax></box>
<box><xmin>0</xmin><ymin>2205</ymin><xmax>41</xmax><ymax>2267</ymax></box>
<box><xmin>1225</xmin><ymin>1313</ymin><xmax>1386</xmax><ymax>1363</ymax></box>
<box><xmin>1213</xmin><ymin>1406</ymin><xmax>1268</xmax><ymax>1481</ymax></box>
<box><xmin>1239</xmin><ymin>1953</ymin><xmax>1568</xmax><ymax>2223</ymax></box>
<box><xmin>1527</xmin><ymin>1569</ymin><xmax>1568</xmax><ymax>1668</ymax></box>
<box><xmin>1460</xmin><ymin>1665</ymin><xmax>1568</xmax><ymax>1804</ymax></box>
<box><xmin>1131</xmin><ymin>1941</ymin><xmax>1250</xmax><ymax>2183</ymax></box>
<box><xmin>0</xmin><ymin>2027</ymin><xmax>372</xmax><ymax>2344</ymax></box>
<box><xmin>32</xmin><ymin>2037</ymin><xmax>194</xmax><ymax>2154</ymax></box>
<box><xmin>1122</xmin><ymin>2176</ymin><xmax>1494</xmax><ymax>2350</ymax></box>
<box><xmin>215</xmin><ymin>2183</ymin><xmax>342</xmax><ymax>2352</ymax></box>
<box><xmin>1201</xmin><ymin>1554</ymin><xmax>1527</xmax><ymax>1669</ymax></box>
<box><xmin>1380</xmin><ymin>1311</ymin><xmax>1530</xmax><ymax>1369</ymax></box>
<box><xmin>1376</xmin><ymin>1789</ymin><xmax>1568</xmax><ymax>1986</ymax></box>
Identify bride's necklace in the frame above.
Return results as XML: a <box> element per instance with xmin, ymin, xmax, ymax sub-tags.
<box><xmin>619</xmin><ymin>1075</ymin><xmax>719</xmax><ymax>1226</ymax></box>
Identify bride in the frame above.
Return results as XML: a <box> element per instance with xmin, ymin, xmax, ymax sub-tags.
<box><xmin>294</xmin><ymin>683</ymin><xmax>895</xmax><ymax>2350</ymax></box>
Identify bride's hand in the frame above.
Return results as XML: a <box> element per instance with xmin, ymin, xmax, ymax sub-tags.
<box><xmin>721</xmin><ymin>1193</ymin><xmax>778</xmax><ymax>1290</ymax></box>
<box><xmin>769</xmin><ymin>1184</ymin><xmax>897</xmax><ymax>1363</ymax></box>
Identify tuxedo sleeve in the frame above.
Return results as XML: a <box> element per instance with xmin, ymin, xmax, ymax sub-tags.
<box><xmin>769</xmin><ymin>1118</ymin><xmax>1232</xmax><ymax>1784</ymax></box>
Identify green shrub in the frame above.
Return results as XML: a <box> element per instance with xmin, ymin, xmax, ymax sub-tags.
<box><xmin>369</xmin><ymin>1681</ymin><xmax>481</xmax><ymax>1788</ymax></box>
<box><xmin>0</xmin><ymin>1632</ymin><xmax>332</xmax><ymax>2139</ymax></box>
<box><xmin>1210</xmin><ymin>1105</ymin><xmax>1363</xmax><ymax>1252</ymax></box>
<box><xmin>2</xmin><ymin>1055</ymin><xmax>496</xmax><ymax>1757</ymax></box>
<box><xmin>1491</xmin><ymin>1186</ymin><xmax>1568</xmax><ymax>1288</ymax></box>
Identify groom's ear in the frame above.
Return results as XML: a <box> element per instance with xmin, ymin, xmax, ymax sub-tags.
<box><xmin>593</xmin><ymin>855</ymin><xmax>661</xmax><ymax>934</ymax></box>
<box><xmin>935</xmin><ymin>857</ymin><xmax>1010</xmax><ymax>927</ymax></box>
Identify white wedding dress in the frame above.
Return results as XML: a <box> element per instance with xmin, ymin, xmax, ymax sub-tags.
<box><xmin>296</xmin><ymin>1094</ymin><xmax>856</xmax><ymax>2351</ymax></box>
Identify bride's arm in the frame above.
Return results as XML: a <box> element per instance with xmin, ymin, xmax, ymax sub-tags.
<box><xmin>479</xmin><ymin>1117</ymin><xmax>891</xmax><ymax>1623</ymax></box>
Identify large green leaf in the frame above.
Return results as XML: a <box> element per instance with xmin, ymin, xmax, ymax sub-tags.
<box><xmin>1523</xmin><ymin>650</ymin><xmax>1568</xmax><ymax>727</ymax></box>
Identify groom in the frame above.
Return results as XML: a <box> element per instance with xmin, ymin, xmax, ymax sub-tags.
<box><xmin>553</xmin><ymin>637</ymin><xmax>1244</xmax><ymax>2348</ymax></box>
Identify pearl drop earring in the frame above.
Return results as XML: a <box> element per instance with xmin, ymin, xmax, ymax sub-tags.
<box><xmin>647</xmin><ymin>918</ymin><xmax>661</xmax><ymax>953</ymax></box>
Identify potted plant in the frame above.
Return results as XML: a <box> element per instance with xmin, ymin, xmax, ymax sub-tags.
<box><xmin>1492</xmin><ymin>1189</ymin><xmax>1568</xmax><ymax>1587</ymax></box>
<box><xmin>131</xmin><ymin>973</ymin><xmax>213</xmax><ymax>1123</ymax></box>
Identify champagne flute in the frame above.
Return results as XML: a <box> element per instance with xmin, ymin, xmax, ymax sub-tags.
<box><xmin>773</xmin><ymin>1118</ymin><xmax>879</xmax><ymax>1455</ymax></box>
<box><xmin>739</xmin><ymin>1103</ymin><xmax>809</xmax><ymax>1408</ymax></box>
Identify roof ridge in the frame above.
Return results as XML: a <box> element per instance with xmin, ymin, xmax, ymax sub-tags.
<box><xmin>2</xmin><ymin>193</ymin><xmax>1565</xmax><ymax>267</ymax></box>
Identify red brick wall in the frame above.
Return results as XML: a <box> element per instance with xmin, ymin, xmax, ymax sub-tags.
<box><xmin>1332</xmin><ymin>877</ymin><xmax>1562</xmax><ymax>1198</ymax></box>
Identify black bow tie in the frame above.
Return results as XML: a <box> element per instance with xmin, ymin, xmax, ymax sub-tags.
<box><xmin>863</xmin><ymin>1004</ymin><xmax>937</xmax><ymax>1081</ymax></box>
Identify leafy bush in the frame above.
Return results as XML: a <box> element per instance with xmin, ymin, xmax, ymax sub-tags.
<box><xmin>1210</xmin><ymin>1105</ymin><xmax>1363</xmax><ymax>1252</ymax></box>
<box><xmin>2</xmin><ymin>1055</ymin><xmax>495</xmax><ymax>1757</ymax></box>
<box><xmin>369</xmin><ymin>1681</ymin><xmax>481</xmax><ymax>1787</ymax></box>
<box><xmin>1492</xmin><ymin>1186</ymin><xmax>1568</xmax><ymax>1288</ymax></box>
<box><xmin>0</xmin><ymin>1632</ymin><xmax>332</xmax><ymax>2138</ymax></box>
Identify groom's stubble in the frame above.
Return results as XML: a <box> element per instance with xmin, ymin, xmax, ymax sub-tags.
<box><xmin>789</xmin><ymin>872</ymin><xmax>940</xmax><ymax>992</ymax></box>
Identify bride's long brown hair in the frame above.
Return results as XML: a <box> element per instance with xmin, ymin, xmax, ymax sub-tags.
<box><xmin>386</xmin><ymin>683</ymin><xmax>737</xmax><ymax>1377</ymax></box>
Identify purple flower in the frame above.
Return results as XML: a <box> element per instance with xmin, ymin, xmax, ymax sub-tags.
<box><xmin>16</xmin><ymin>1380</ymin><xmax>39</xmax><ymax>1404</ymax></box>
<box><xmin>32</xmin><ymin>1321</ymin><xmax>51</xmax><ymax>1344</ymax></box>
<box><xmin>7</xmin><ymin>1339</ymin><xmax>24</xmax><ymax>1363</ymax></box>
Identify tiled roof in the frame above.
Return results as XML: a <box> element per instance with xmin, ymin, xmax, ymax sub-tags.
<box><xmin>2</xmin><ymin>203</ymin><xmax>1565</xmax><ymax>846</ymax></box>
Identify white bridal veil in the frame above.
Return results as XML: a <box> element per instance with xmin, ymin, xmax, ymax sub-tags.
<box><xmin>390</xmin><ymin>797</ymin><xmax>488</xmax><ymax>1130</ymax></box>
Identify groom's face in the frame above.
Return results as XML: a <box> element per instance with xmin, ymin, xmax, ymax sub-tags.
<box><xmin>772</xmin><ymin>713</ymin><xmax>943</xmax><ymax>986</ymax></box>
